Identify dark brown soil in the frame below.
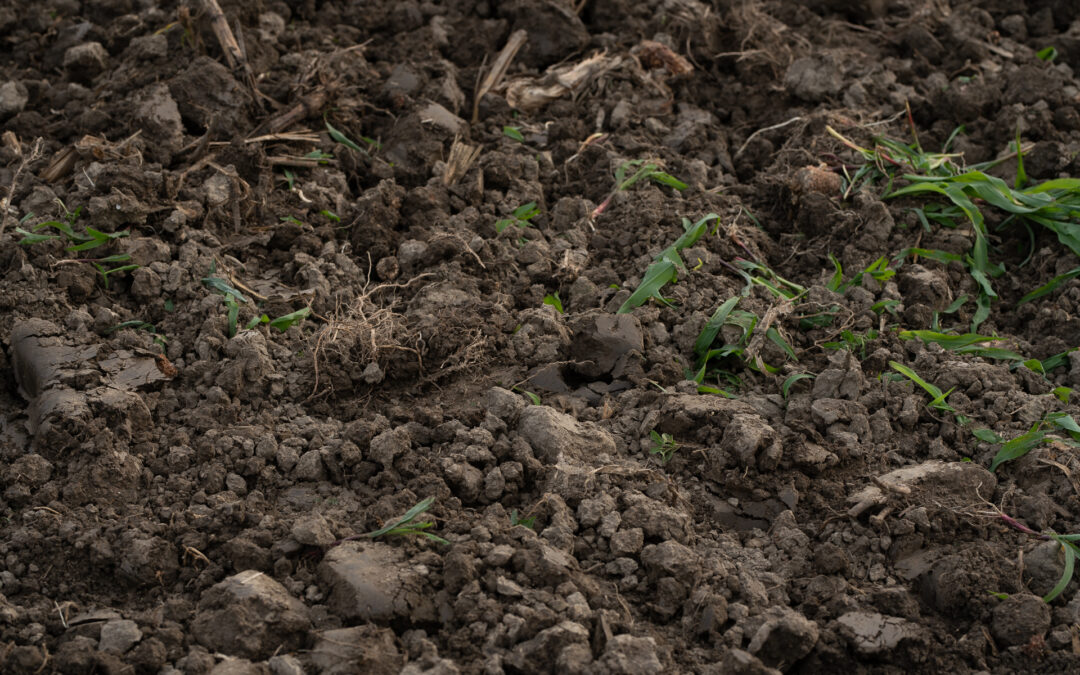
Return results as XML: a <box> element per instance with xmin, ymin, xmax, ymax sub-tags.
<box><xmin>3</xmin><ymin>1</ymin><xmax>1080</xmax><ymax>673</ymax></box>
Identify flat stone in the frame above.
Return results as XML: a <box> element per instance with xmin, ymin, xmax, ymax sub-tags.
<box><xmin>836</xmin><ymin>611</ymin><xmax>921</xmax><ymax>656</ymax></box>
<box><xmin>191</xmin><ymin>571</ymin><xmax>310</xmax><ymax>660</ymax></box>
<box><xmin>517</xmin><ymin>405</ymin><xmax>616</xmax><ymax>464</ymax></box>
<box><xmin>319</xmin><ymin>541</ymin><xmax>431</xmax><ymax>622</ymax></box>
<box><xmin>309</xmin><ymin>625</ymin><xmax>403</xmax><ymax>675</ymax></box>
<box><xmin>98</xmin><ymin>619</ymin><xmax>141</xmax><ymax>654</ymax></box>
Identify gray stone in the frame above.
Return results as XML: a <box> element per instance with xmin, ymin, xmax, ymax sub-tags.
<box><xmin>718</xmin><ymin>648</ymin><xmax>781</xmax><ymax>675</ymax></box>
<box><xmin>991</xmin><ymin>593</ymin><xmax>1051</xmax><ymax>647</ymax></box>
<box><xmin>517</xmin><ymin>405</ymin><xmax>616</xmax><ymax>464</ymax></box>
<box><xmin>836</xmin><ymin>611</ymin><xmax>922</xmax><ymax>656</ymax></box>
<box><xmin>621</xmin><ymin>495</ymin><xmax>692</xmax><ymax>543</ymax></box>
<box><xmin>783</xmin><ymin>56</ymin><xmax>843</xmax><ymax>102</ymax></box>
<box><xmin>268</xmin><ymin>654</ymin><xmax>304</xmax><ymax>675</ymax></box>
<box><xmin>640</xmin><ymin>540</ymin><xmax>700</xmax><ymax>579</ymax></box>
<box><xmin>568</xmin><ymin>311</ymin><xmax>643</xmax><ymax>378</ymax></box>
<box><xmin>310</xmin><ymin>625</ymin><xmax>403</xmax><ymax>674</ymax></box>
<box><xmin>1024</xmin><ymin>540</ymin><xmax>1076</xmax><ymax>599</ymax></box>
<box><xmin>191</xmin><ymin>571</ymin><xmax>310</xmax><ymax>660</ymax></box>
<box><xmin>368</xmin><ymin>428</ymin><xmax>410</xmax><ymax>468</ymax></box>
<box><xmin>483</xmin><ymin>386</ymin><xmax>527</xmax><ymax>422</ymax></box>
<box><xmin>293</xmin><ymin>449</ymin><xmax>325</xmax><ymax>481</ymax></box>
<box><xmin>418</xmin><ymin>102</ymin><xmax>466</xmax><ymax>135</ymax></box>
<box><xmin>0</xmin><ymin>80</ymin><xmax>28</xmax><ymax>117</ymax></box>
<box><xmin>291</xmin><ymin>513</ymin><xmax>335</xmax><ymax>547</ymax></box>
<box><xmin>719</xmin><ymin>413</ymin><xmax>781</xmax><ymax>472</ymax></box>
<box><xmin>319</xmin><ymin>541</ymin><xmax>431</xmax><ymax>622</ymax></box>
<box><xmin>747</xmin><ymin>607</ymin><xmax>819</xmax><ymax>670</ymax></box>
<box><xmin>98</xmin><ymin>619</ymin><xmax>141</xmax><ymax>654</ymax></box>
<box><xmin>599</xmin><ymin>634</ymin><xmax>663</xmax><ymax>674</ymax></box>
<box><xmin>610</xmin><ymin>528</ymin><xmax>645</xmax><ymax>557</ymax></box>
<box><xmin>63</xmin><ymin>42</ymin><xmax>109</xmax><ymax>81</ymax></box>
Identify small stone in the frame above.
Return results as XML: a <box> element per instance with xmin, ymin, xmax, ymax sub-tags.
<box><xmin>63</xmin><ymin>42</ymin><xmax>109</xmax><ymax>82</ymax></box>
<box><xmin>293</xmin><ymin>449</ymin><xmax>325</xmax><ymax>481</ymax></box>
<box><xmin>640</xmin><ymin>540</ymin><xmax>699</xmax><ymax>579</ymax></box>
<box><xmin>991</xmin><ymin>593</ymin><xmax>1051</xmax><ymax>647</ymax></box>
<box><xmin>599</xmin><ymin>634</ymin><xmax>663</xmax><ymax>674</ymax></box>
<box><xmin>610</xmin><ymin>528</ymin><xmax>645</xmax><ymax>557</ymax></box>
<box><xmin>568</xmin><ymin>311</ymin><xmax>644</xmax><ymax>378</ymax></box>
<box><xmin>517</xmin><ymin>406</ymin><xmax>616</xmax><ymax>464</ymax></box>
<box><xmin>98</xmin><ymin>619</ymin><xmax>141</xmax><ymax>654</ymax></box>
<box><xmin>191</xmin><ymin>571</ymin><xmax>310</xmax><ymax>660</ymax></box>
<box><xmin>836</xmin><ymin>611</ymin><xmax>922</xmax><ymax>656</ymax></box>
<box><xmin>368</xmin><ymin>428</ymin><xmax>410</xmax><ymax>468</ymax></box>
<box><xmin>496</xmin><ymin>577</ymin><xmax>524</xmax><ymax>597</ymax></box>
<box><xmin>319</xmin><ymin>542</ymin><xmax>430</xmax><ymax>622</ymax></box>
<box><xmin>309</xmin><ymin>625</ymin><xmax>403</xmax><ymax>674</ymax></box>
<box><xmin>291</xmin><ymin>513</ymin><xmax>335</xmax><ymax>547</ymax></box>
<box><xmin>268</xmin><ymin>654</ymin><xmax>305</xmax><ymax>675</ymax></box>
<box><xmin>747</xmin><ymin>607</ymin><xmax>819</xmax><ymax>670</ymax></box>
<box><xmin>0</xmin><ymin>80</ymin><xmax>28</xmax><ymax>117</ymax></box>
<box><xmin>375</xmin><ymin>256</ymin><xmax>399</xmax><ymax>280</ymax></box>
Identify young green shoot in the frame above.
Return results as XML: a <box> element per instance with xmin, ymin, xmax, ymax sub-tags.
<box><xmin>542</xmin><ymin>292</ymin><xmax>564</xmax><ymax>314</ymax></box>
<box><xmin>648</xmin><ymin>430</ymin><xmax>680</xmax><ymax>464</ymax></box>
<box><xmin>495</xmin><ymin>202</ymin><xmax>540</xmax><ymax>242</ymax></box>
<box><xmin>617</xmin><ymin>213</ymin><xmax>718</xmax><ymax>313</ymax></box>
<box><xmin>334</xmin><ymin>497</ymin><xmax>448</xmax><ymax>546</ymax></box>
<box><xmin>592</xmin><ymin>159</ymin><xmax>687</xmax><ymax>219</ymax></box>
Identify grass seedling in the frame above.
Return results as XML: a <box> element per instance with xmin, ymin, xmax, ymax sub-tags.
<box><xmin>997</xmin><ymin>512</ymin><xmax>1080</xmax><ymax>603</ymax></box>
<box><xmin>592</xmin><ymin>159</ymin><xmax>687</xmax><ymax>219</ymax></box>
<box><xmin>325</xmin><ymin>118</ymin><xmax>378</xmax><ymax>153</ymax></box>
<box><xmin>17</xmin><ymin>204</ymin><xmax>138</xmax><ymax>287</ymax></box>
<box><xmin>333</xmin><ymin>497</ymin><xmax>448</xmax><ymax>546</ymax></box>
<box><xmin>782</xmin><ymin>372</ymin><xmax>816</xmax><ymax>398</ymax></box>
<box><xmin>833</xmin><ymin>117</ymin><xmax>1080</xmax><ymax>330</ymax></box>
<box><xmin>202</xmin><ymin>262</ymin><xmax>248</xmax><ymax>338</ymax></box>
<box><xmin>823</xmin><ymin>329</ymin><xmax>879</xmax><ymax>359</ymax></box>
<box><xmin>509</xmin><ymin>509</ymin><xmax>536</xmax><ymax>529</ymax></box>
<box><xmin>108</xmin><ymin>320</ymin><xmax>167</xmax><ymax>347</ymax></box>
<box><xmin>982</xmin><ymin>412</ymin><xmax>1080</xmax><ymax>471</ymax></box>
<box><xmin>888</xmin><ymin>361</ymin><xmax>959</xmax><ymax>417</ymax></box>
<box><xmin>542</xmin><ymin>292</ymin><xmax>564</xmax><ymax>313</ymax></box>
<box><xmin>244</xmin><ymin>307</ymin><xmax>312</xmax><ymax>332</ymax></box>
<box><xmin>512</xmin><ymin>386</ymin><xmax>541</xmax><ymax>405</ymax></box>
<box><xmin>648</xmin><ymin>430</ymin><xmax>680</xmax><ymax>464</ymax></box>
<box><xmin>495</xmin><ymin>202</ymin><xmax>540</xmax><ymax>241</ymax></box>
<box><xmin>503</xmin><ymin>126</ymin><xmax>525</xmax><ymax>142</ymax></box>
<box><xmin>617</xmin><ymin>213</ymin><xmax>717</xmax><ymax>313</ymax></box>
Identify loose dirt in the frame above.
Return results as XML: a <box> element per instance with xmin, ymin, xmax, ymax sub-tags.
<box><xmin>3</xmin><ymin>1</ymin><xmax>1080</xmax><ymax>673</ymax></box>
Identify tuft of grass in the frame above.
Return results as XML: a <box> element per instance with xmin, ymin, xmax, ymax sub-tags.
<box><xmin>823</xmin><ymin>329</ymin><xmax>879</xmax><ymax>359</ymax></box>
<box><xmin>984</xmin><ymin>412</ymin><xmax>1080</xmax><ymax>471</ymax></box>
<box><xmin>495</xmin><ymin>202</ymin><xmax>540</xmax><ymax>239</ymax></box>
<box><xmin>888</xmin><ymin>361</ymin><xmax>959</xmax><ymax>418</ymax></box>
<box><xmin>617</xmin><ymin>213</ymin><xmax>718</xmax><ymax>313</ymax></box>
<box><xmin>202</xmin><ymin>262</ymin><xmax>249</xmax><ymax>338</ymax></box>
<box><xmin>542</xmin><ymin>292</ymin><xmax>564</xmax><ymax>314</ymax></box>
<box><xmin>782</xmin><ymin>372</ymin><xmax>815</xmax><ymax>398</ymax></box>
<box><xmin>334</xmin><ymin>497</ymin><xmax>448</xmax><ymax>546</ymax></box>
<box><xmin>592</xmin><ymin>159</ymin><xmax>686</xmax><ymax>218</ymax></box>
<box><xmin>510</xmin><ymin>509</ymin><xmax>536</xmax><ymax>529</ymax></box>
<box><xmin>108</xmin><ymin>320</ymin><xmax>167</xmax><ymax>347</ymax></box>
<box><xmin>648</xmin><ymin>430</ymin><xmax>680</xmax><ymax>464</ymax></box>
<box><xmin>998</xmin><ymin>512</ymin><xmax>1079</xmax><ymax>603</ymax></box>
<box><xmin>832</xmin><ymin>120</ymin><xmax>1080</xmax><ymax>330</ymax></box>
<box><xmin>244</xmin><ymin>307</ymin><xmax>312</xmax><ymax>332</ymax></box>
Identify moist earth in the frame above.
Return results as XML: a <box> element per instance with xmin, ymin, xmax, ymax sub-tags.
<box><xmin>2</xmin><ymin>1</ymin><xmax>1080</xmax><ymax>673</ymax></box>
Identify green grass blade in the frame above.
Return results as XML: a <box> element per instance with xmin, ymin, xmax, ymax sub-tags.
<box><xmin>269</xmin><ymin>307</ymin><xmax>311</xmax><ymax>332</ymax></box>
<box><xmin>326</xmin><ymin>120</ymin><xmax>364</xmax><ymax>152</ymax></box>
<box><xmin>899</xmin><ymin>330</ymin><xmax>997</xmax><ymax>349</ymax></box>
<box><xmin>1043</xmin><ymin>539</ymin><xmax>1075</xmax><ymax>603</ymax></box>
<box><xmin>990</xmin><ymin>427</ymin><xmax>1049</xmax><ymax>472</ymax></box>
<box><xmin>366</xmin><ymin>497</ymin><xmax>436</xmax><ymax>539</ymax></box>
<box><xmin>694</xmin><ymin>297</ymin><xmax>739</xmax><ymax>357</ymax></box>
<box><xmin>617</xmin><ymin>260</ymin><xmax>677</xmax><ymax>314</ymax></box>
<box><xmin>1018</xmin><ymin>266</ymin><xmax>1080</xmax><ymax>304</ymax></box>
<box><xmin>827</xmin><ymin>253</ymin><xmax>843</xmax><ymax>291</ymax></box>
<box><xmin>782</xmin><ymin>373</ymin><xmax>815</xmax><ymax>398</ymax></box>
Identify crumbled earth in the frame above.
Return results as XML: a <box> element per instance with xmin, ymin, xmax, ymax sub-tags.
<box><xmin>4</xmin><ymin>1</ymin><xmax>1080</xmax><ymax>673</ymax></box>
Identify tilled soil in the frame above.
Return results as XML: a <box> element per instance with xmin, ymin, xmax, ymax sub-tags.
<box><xmin>4</xmin><ymin>0</ymin><xmax>1080</xmax><ymax>673</ymax></box>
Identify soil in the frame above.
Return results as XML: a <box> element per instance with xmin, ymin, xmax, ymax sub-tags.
<box><xmin>5</xmin><ymin>0</ymin><xmax>1080</xmax><ymax>673</ymax></box>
